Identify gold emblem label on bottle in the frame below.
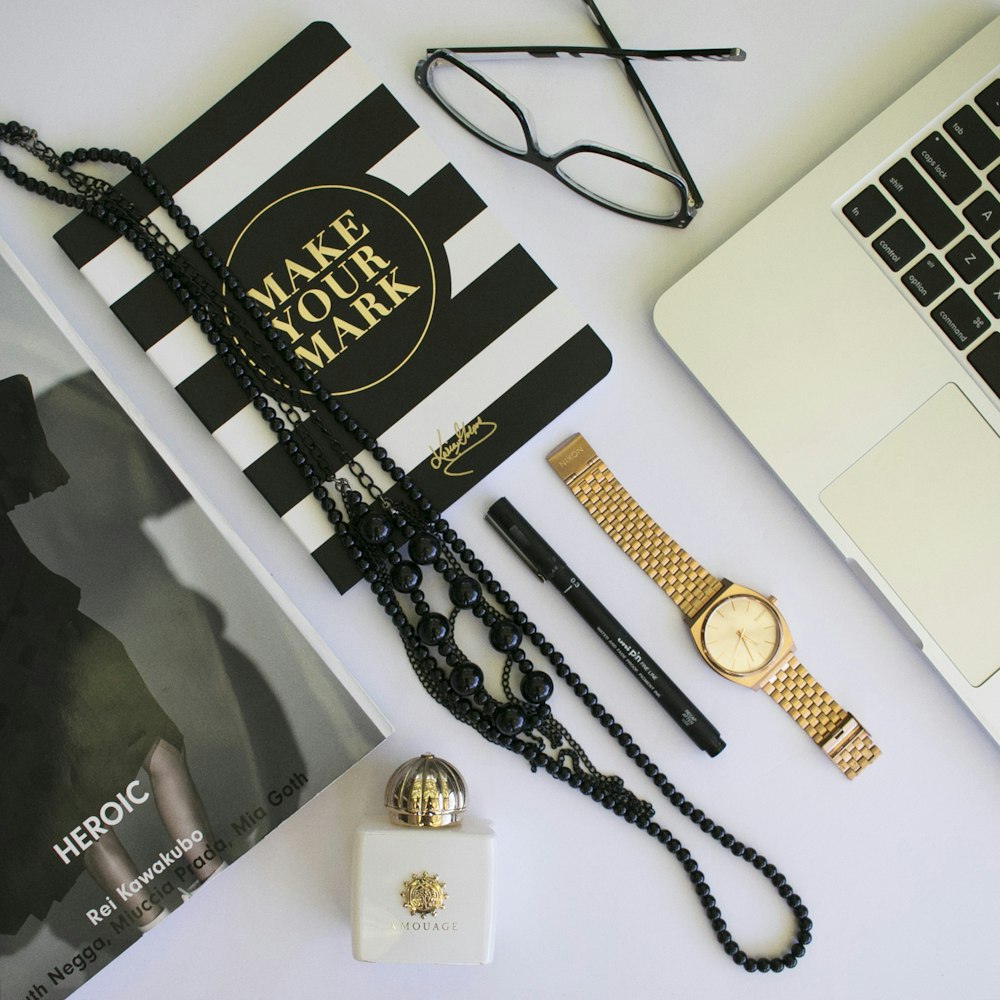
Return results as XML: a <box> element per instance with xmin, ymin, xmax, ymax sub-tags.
<box><xmin>401</xmin><ymin>871</ymin><xmax>447</xmax><ymax>916</ymax></box>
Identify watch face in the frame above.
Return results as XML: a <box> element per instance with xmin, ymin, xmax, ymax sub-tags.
<box><xmin>702</xmin><ymin>595</ymin><xmax>781</xmax><ymax>675</ymax></box>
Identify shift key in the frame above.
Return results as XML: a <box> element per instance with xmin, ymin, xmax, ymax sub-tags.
<box><xmin>880</xmin><ymin>158</ymin><xmax>963</xmax><ymax>248</ymax></box>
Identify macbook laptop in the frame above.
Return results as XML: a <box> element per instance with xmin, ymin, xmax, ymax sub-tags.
<box><xmin>653</xmin><ymin>15</ymin><xmax>1000</xmax><ymax>742</ymax></box>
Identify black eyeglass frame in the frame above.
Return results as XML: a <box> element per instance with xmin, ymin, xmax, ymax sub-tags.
<box><xmin>415</xmin><ymin>2</ymin><xmax>744</xmax><ymax>227</ymax></box>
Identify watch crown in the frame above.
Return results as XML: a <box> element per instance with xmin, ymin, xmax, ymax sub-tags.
<box><xmin>769</xmin><ymin>595</ymin><xmax>778</xmax><ymax>604</ymax></box>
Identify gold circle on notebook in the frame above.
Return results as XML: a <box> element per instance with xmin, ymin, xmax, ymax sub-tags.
<box><xmin>225</xmin><ymin>184</ymin><xmax>437</xmax><ymax>396</ymax></box>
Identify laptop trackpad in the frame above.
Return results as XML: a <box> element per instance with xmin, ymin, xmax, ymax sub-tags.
<box><xmin>821</xmin><ymin>383</ymin><xmax>1000</xmax><ymax>687</ymax></box>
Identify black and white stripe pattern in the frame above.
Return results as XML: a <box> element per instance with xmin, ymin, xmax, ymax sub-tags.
<box><xmin>56</xmin><ymin>22</ymin><xmax>610</xmax><ymax>591</ymax></box>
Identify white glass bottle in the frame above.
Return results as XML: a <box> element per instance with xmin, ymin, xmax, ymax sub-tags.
<box><xmin>351</xmin><ymin>753</ymin><xmax>495</xmax><ymax>964</ymax></box>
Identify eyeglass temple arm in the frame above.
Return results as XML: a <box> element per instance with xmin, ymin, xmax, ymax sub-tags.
<box><xmin>579</xmin><ymin>0</ymin><xmax>708</xmax><ymax>209</ymax></box>
<box><xmin>423</xmin><ymin>45</ymin><xmax>745</xmax><ymax>64</ymax></box>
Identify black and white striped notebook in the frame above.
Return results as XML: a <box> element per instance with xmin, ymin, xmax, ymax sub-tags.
<box><xmin>55</xmin><ymin>21</ymin><xmax>611</xmax><ymax>591</ymax></box>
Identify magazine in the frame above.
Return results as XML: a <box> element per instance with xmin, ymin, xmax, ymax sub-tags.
<box><xmin>54</xmin><ymin>20</ymin><xmax>612</xmax><ymax>592</ymax></box>
<box><xmin>0</xmin><ymin>241</ymin><xmax>391</xmax><ymax>998</ymax></box>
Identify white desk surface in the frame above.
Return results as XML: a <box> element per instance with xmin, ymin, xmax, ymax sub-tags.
<box><xmin>4</xmin><ymin>2</ymin><xmax>1000</xmax><ymax>998</ymax></box>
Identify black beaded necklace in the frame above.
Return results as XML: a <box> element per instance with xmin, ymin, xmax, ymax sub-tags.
<box><xmin>0</xmin><ymin>122</ymin><xmax>812</xmax><ymax>974</ymax></box>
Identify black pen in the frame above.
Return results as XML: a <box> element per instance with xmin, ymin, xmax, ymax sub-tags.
<box><xmin>486</xmin><ymin>497</ymin><xmax>725</xmax><ymax>757</ymax></box>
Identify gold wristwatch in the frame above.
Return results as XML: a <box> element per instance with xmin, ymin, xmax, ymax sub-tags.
<box><xmin>547</xmin><ymin>433</ymin><xmax>880</xmax><ymax>779</ymax></box>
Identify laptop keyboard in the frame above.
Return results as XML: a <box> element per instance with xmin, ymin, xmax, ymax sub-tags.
<box><xmin>838</xmin><ymin>74</ymin><xmax>1000</xmax><ymax>403</ymax></box>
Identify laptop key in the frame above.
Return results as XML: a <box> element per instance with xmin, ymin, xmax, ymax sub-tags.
<box><xmin>873</xmin><ymin>219</ymin><xmax>924</xmax><ymax>271</ymax></box>
<box><xmin>912</xmin><ymin>131</ymin><xmax>981</xmax><ymax>204</ymax></box>
<box><xmin>969</xmin><ymin>332</ymin><xmax>1000</xmax><ymax>398</ymax></box>
<box><xmin>945</xmin><ymin>104</ymin><xmax>1000</xmax><ymax>168</ymax></box>
<box><xmin>881</xmin><ymin>159</ymin><xmax>963</xmax><ymax>247</ymax></box>
<box><xmin>975</xmin><ymin>270</ymin><xmax>1000</xmax><ymax>318</ymax></box>
<box><xmin>946</xmin><ymin>234</ymin><xmax>992</xmax><ymax>283</ymax></box>
<box><xmin>902</xmin><ymin>254</ymin><xmax>954</xmax><ymax>305</ymax></box>
<box><xmin>964</xmin><ymin>190</ymin><xmax>1000</xmax><ymax>238</ymax></box>
<box><xmin>932</xmin><ymin>288</ymin><xmax>990</xmax><ymax>348</ymax></box>
<box><xmin>974</xmin><ymin>78</ymin><xmax>1000</xmax><ymax>126</ymax></box>
<box><xmin>842</xmin><ymin>185</ymin><xmax>894</xmax><ymax>236</ymax></box>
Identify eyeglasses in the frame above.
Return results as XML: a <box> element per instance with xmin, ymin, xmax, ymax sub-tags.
<box><xmin>415</xmin><ymin>0</ymin><xmax>744</xmax><ymax>227</ymax></box>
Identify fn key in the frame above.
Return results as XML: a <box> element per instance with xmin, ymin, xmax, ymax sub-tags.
<box><xmin>843</xmin><ymin>185</ymin><xmax>894</xmax><ymax>236</ymax></box>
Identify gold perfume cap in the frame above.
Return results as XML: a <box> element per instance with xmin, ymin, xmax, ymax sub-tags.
<box><xmin>384</xmin><ymin>754</ymin><xmax>467</xmax><ymax>828</ymax></box>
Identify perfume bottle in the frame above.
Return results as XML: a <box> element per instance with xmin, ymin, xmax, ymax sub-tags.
<box><xmin>351</xmin><ymin>753</ymin><xmax>495</xmax><ymax>964</ymax></box>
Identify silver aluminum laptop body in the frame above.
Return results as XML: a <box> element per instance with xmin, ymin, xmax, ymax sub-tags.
<box><xmin>653</xmin><ymin>17</ymin><xmax>1000</xmax><ymax>741</ymax></box>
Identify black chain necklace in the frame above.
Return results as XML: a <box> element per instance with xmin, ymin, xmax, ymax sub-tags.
<box><xmin>0</xmin><ymin>122</ymin><xmax>812</xmax><ymax>973</ymax></box>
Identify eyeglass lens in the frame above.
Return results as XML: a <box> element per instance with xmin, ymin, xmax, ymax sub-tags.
<box><xmin>427</xmin><ymin>58</ymin><xmax>529</xmax><ymax>154</ymax></box>
<box><xmin>556</xmin><ymin>152</ymin><xmax>683</xmax><ymax>219</ymax></box>
<box><xmin>425</xmin><ymin>55</ymin><xmax>685</xmax><ymax>221</ymax></box>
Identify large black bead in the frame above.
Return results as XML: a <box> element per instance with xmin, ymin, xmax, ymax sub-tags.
<box><xmin>408</xmin><ymin>531</ymin><xmax>441</xmax><ymax>565</ymax></box>
<box><xmin>489</xmin><ymin>620</ymin><xmax>522</xmax><ymax>652</ymax></box>
<box><xmin>495</xmin><ymin>704</ymin><xmax>527</xmax><ymax>736</ymax></box>
<box><xmin>448</xmin><ymin>576</ymin><xmax>481</xmax><ymax>609</ymax></box>
<box><xmin>450</xmin><ymin>663</ymin><xmax>484</xmax><ymax>696</ymax></box>
<box><xmin>520</xmin><ymin>670</ymin><xmax>554</xmax><ymax>704</ymax></box>
<box><xmin>358</xmin><ymin>509</ymin><xmax>392</xmax><ymax>545</ymax></box>
<box><xmin>390</xmin><ymin>561</ymin><xmax>422</xmax><ymax>593</ymax></box>
<box><xmin>416</xmin><ymin>612</ymin><xmax>449</xmax><ymax>646</ymax></box>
